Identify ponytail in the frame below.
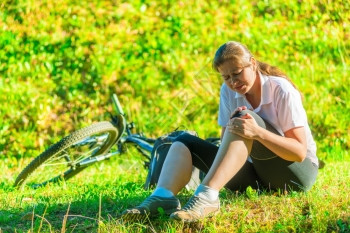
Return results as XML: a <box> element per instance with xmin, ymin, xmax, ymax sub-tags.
<box><xmin>257</xmin><ymin>61</ymin><xmax>299</xmax><ymax>91</ymax></box>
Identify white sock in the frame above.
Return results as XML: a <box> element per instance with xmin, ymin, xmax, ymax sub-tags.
<box><xmin>194</xmin><ymin>184</ymin><xmax>219</xmax><ymax>201</ymax></box>
<box><xmin>151</xmin><ymin>187</ymin><xmax>174</xmax><ymax>198</ymax></box>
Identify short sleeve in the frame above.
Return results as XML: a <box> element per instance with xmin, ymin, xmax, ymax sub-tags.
<box><xmin>218</xmin><ymin>84</ymin><xmax>231</xmax><ymax>127</ymax></box>
<box><xmin>275</xmin><ymin>85</ymin><xmax>306</xmax><ymax>132</ymax></box>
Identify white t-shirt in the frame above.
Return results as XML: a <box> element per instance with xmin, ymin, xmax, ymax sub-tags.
<box><xmin>218</xmin><ymin>73</ymin><xmax>318</xmax><ymax>166</ymax></box>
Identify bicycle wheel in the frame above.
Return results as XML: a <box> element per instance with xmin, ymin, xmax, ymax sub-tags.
<box><xmin>14</xmin><ymin>121</ymin><xmax>120</xmax><ymax>188</ymax></box>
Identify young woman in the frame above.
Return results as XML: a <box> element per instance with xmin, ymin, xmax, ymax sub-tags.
<box><xmin>121</xmin><ymin>41</ymin><xmax>319</xmax><ymax>222</ymax></box>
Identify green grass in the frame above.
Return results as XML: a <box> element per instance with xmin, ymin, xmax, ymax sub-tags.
<box><xmin>0</xmin><ymin>0</ymin><xmax>349</xmax><ymax>232</ymax></box>
<box><xmin>0</xmin><ymin>155</ymin><xmax>349</xmax><ymax>232</ymax></box>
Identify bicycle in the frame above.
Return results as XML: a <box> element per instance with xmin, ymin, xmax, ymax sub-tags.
<box><xmin>14</xmin><ymin>94</ymin><xmax>219</xmax><ymax>189</ymax></box>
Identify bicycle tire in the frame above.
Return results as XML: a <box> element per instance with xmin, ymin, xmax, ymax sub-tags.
<box><xmin>14</xmin><ymin>121</ymin><xmax>120</xmax><ymax>188</ymax></box>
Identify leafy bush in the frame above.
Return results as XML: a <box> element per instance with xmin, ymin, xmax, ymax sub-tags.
<box><xmin>0</xmin><ymin>0</ymin><xmax>349</xmax><ymax>161</ymax></box>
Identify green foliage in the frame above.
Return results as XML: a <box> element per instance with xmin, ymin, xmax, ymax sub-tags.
<box><xmin>0</xmin><ymin>0</ymin><xmax>349</xmax><ymax>161</ymax></box>
<box><xmin>0</xmin><ymin>0</ymin><xmax>349</xmax><ymax>230</ymax></box>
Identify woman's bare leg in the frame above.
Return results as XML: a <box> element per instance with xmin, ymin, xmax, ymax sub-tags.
<box><xmin>157</xmin><ymin>130</ymin><xmax>253</xmax><ymax>194</ymax></box>
<box><xmin>156</xmin><ymin>141</ymin><xmax>193</xmax><ymax>195</ymax></box>
<box><xmin>202</xmin><ymin>130</ymin><xmax>253</xmax><ymax>190</ymax></box>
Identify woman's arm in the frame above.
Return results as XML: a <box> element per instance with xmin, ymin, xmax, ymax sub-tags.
<box><xmin>255</xmin><ymin>126</ymin><xmax>307</xmax><ymax>162</ymax></box>
<box><xmin>228</xmin><ymin>113</ymin><xmax>307</xmax><ymax>162</ymax></box>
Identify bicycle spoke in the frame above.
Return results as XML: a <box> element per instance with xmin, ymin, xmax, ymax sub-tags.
<box><xmin>40</xmin><ymin>161</ymin><xmax>73</xmax><ymax>167</ymax></box>
<box><xmin>41</xmin><ymin>142</ymin><xmax>103</xmax><ymax>167</ymax></box>
<box><xmin>67</xmin><ymin>146</ymin><xmax>101</xmax><ymax>164</ymax></box>
<box><xmin>44</xmin><ymin>151</ymin><xmax>69</xmax><ymax>164</ymax></box>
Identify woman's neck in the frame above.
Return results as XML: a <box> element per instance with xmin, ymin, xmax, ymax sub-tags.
<box><xmin>245</xmin><ymin>71</ymin><xmax>261</xmax><ymax>109</ymax></box>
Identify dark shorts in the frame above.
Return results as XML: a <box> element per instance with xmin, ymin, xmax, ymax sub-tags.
<box><xmin>174</xmin><ymin>110</ymin><xmax>318</xmax><ymax>192</ymax></box>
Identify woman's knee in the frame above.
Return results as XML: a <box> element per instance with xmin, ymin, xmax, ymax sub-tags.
<box><xmin>171</xmin><ymin>141</ymin><xmax>188</xmax><ymax>151</ymax></box>
<box><xmin>173</xmin><ymin>133</ymin><xmax>197</xmax><ymax>150</ymax></box>
<box><xmin>236</xmin><ymin>109</ymin><xmax>266</xmax><ymax>128</ymax></box>
<box><xmin>169</xmin><ymin>141</ymin><xmax>191</xmax><ymax>157</ymax></box>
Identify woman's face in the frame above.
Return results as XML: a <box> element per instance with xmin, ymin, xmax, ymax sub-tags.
<box><xmin>217</xmin><ymin>59</ymin><xmax>256</xmax><ymax>95</ymax></box>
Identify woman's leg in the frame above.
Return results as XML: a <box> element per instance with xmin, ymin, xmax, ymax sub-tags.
<box><xmin>156</xmin><ymin>141</ymin><xmax>194</xmax><ymax>195</ymax></box>
<box><xmin>201</xmin><ymin>129</ymin><xmax>253</xmax><ymax>190</ymax></box>
<box><xmin>121</xmin><ymin>142</ymin><xmax>192</xmax><ymax>218</ymax></box>
<box><xmin>170</xmin><ymin>122</ymin><xmax>256</xmax><ymax>222</ymax></box>
<box><xmin>174</xmin><ymin>133</ymin><xmax>262</xmax><ymax>192</ymax></box>
<box><xmin>175</xmin><ymin>136</ymin><xmax>265</xmax><ymax>192</ymax></box>
<box><xmin>250</xmin><ymin>138</ymin><xmax>318</xmax><ymax>191</ymax></box>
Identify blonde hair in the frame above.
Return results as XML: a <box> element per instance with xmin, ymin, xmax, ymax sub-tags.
<box><xmin>213</xmin><ymin>41</ymin><xmax>300</xmax><ymax>91</ymax></box>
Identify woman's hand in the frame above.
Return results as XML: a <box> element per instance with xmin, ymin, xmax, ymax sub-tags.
<box><xmin>229</xmin><ymin>106</ymin><xmax>247</xmax><ymax>119</ymax></box>
<box><xmin>227</xmin><ymin>112</ymin><xmax>261</xmax><ymax>140</ymax></box>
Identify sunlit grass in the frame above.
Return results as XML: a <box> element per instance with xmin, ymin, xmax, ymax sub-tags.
<box><xmin>1</xmin><ymin>156</ymin><xmax>349</xmax><ymax>232</ymax></box>
<box><xmin>1</xmin><ymin>0</ymin><xmax>349</xmax><ymax>231</ymax></box>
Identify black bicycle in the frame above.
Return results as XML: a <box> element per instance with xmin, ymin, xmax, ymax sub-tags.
<box><xmin>14</xmin><ymin>94</ymin><xmax>219</xmax><ymax>189</ymax></box>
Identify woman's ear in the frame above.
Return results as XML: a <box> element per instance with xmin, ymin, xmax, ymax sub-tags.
<box><xmin>251</xmin><ymin>57</ymin><xmax>257</xmax><ymax>70</ymax></box>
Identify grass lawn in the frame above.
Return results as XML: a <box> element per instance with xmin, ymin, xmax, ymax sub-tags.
<box><xmin>0</xmin><ymin>154</ymin><xmax>349</xmax><ymax>232</ymax></box>
<box><xmin>1</xmin><ymin>0</ymin><xmax>349</xmax><ymax>232</ymax></box>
